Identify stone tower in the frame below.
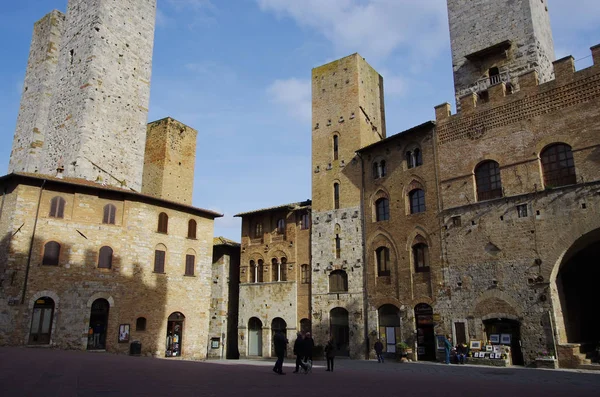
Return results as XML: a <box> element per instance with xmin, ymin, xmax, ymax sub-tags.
<box><xmin>447</xmin><ymin>0</ymin><xmax>555</xmax><ymax>106</ymax></box>
<box><xmin>10</xmin><ymin>0</ymin><xmax>157</xmax><ymax>192</ymax></box>
<box><xmin>310</xmin><ymin>54</ymin><xmax>385</xmax><ymax>358</ymax></box>
<box><xmin>142</xmin><ymin>117</ymin><xmax>197</xmax><ymax>205</ymax></box>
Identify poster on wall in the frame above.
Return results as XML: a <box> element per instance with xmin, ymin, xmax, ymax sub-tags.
<box><xmin>500</xmin><ymin>334</ymin><xmax>511</xmax><ymax>345</ymax></box>
<box><xmin>118</xmin><ymin>324</ymin><xmax>130</xmax><ymax>343</ymax></box>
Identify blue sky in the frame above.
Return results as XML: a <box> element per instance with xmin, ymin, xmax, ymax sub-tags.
<box><xmin>0</xmin><ymin>0</ymin><xmax>599</xmax><ymax>242</ymax></box>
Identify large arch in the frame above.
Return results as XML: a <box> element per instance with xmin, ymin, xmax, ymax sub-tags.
<box><xmin>248</xmin><ymin>317</ymin><xmax>263</xmax><ymax>356</ymax></box>
<box><xmin>330</xmin><ymin>307</ymin><xmax>349</xmax><ymax>357</ymax></box>
<box><xmin>378</xmin><ymin>304</ymin><xmax>400</xmax><ymax>355</ymax></box>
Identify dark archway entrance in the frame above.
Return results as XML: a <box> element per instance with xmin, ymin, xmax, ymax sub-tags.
<box><xmin>248</xmin><ymin>317</ymin><xmax>263</xmax><ymax>356</ymax></box>
<box><xmin>166</xmin><ymin>312</ymin><xmax>185</xmax><ymax>357</ymax></box>
<box><xmin>28</xmin><ymin>297</ymin><xmax>54</xmax><ymax>345</ymax></box>
<box><xmin>378</xmin><ymin>305</ymin><xmax>400</xmax><ymax>356</ymax></box>
<box><xmin>483</xmin><ymin>318</ymin><xmax>524</xmax><ymax>365</ymax></box>
<box><xmin>88</xmin><ymin>298</ymin><xmax>109</xmax><ymax>350</ymax></box>
<box><xmin>330</xmin><ymin>307</ymin><xmax>349</xmax><ymax>357</ymax></box>
<box><xmin>415</xmin><ymin>303</ymin><xmax>435</xmax><ymax>361</ymax></box>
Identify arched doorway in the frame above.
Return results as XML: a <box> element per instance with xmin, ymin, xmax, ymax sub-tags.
<box><xmin>330</xmin><ymin>307</ymin><xmax>350</xmax><ymax>357</ymax></box>
<box><xmin>28</xmin><ymin>297</ymin><xmax>54</xmax><ymax>345</ymax></box>
<box><xmin>414</xmin><ymin>303</ymin><xmax>435</xmax><ymax>361</ymax></box>
<box><xmin>166</xmin><ymin>312</ymin><xmax>185</xmax><ymax>357</ymax></box>
<box><xmin>555</xmin><ymin>229</ymin><xmax>600</xmax><ymax>359</ymax></box>
<box><xmin>271</xmin><ymin>318</ymin><xmax>287</xmax><ymax>357</ymax></box>
<box><xmin>378</xmin><ymin>304</ymin><xmax>400</xmax><ymax>356</ymax></box>
<box><xmin>88</xmin><ymin>298</ymin><xmax>109</xmax><ymax>350</ymax></box>
<box><xmin>300</xmin><ymin>318</ymin><xmax>311</xmax><ymax>335</ymax></box>
<box><xmin>248</xmin><ymin>317</ymin><xmax>263</xmax><ymax>356</ymax></box>
<box><xmin>483</xmin><ymin>318</ymin><xmax>524</xmax><ymax>365</ymax></box>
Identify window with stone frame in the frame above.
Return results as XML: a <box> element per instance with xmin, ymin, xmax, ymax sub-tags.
<box><xmin>376</xmin><ymin>246</ymin><xmax>390</xmax><ymax>276</ymax></box>
<box><xmin>276</xmin><ymin>218</ymin><xmax>285</xmax><ymax>234</ymax></box>
<box><xmin>103</xmin><ymin>204</ymin><xmax>116</xmax><ymax>224</ymax></box>
<box><xmin>157</xmin><ymin>212</ymin><xmax>169</xmax><ymax>234</ymax></box>
<box><xmin>540</xmin><ymin>143</ymin><xmax>577</xmax><ymax>188</ymax></box>
<box><xmin>154</xmin><ymin>249</ymin><xmax>166</xmax><ymax>273</ymax></box>
<box><xmin>300</xmin><ymin>213</ymin><xmax>310</xmax><ymax>230</ymax></box>
<box><xmin>406</xmin><ymin>148</ymin><xmax>423</xmax><ymax>169</ymax></box>
<box><xmin>187</xmin><ymin>219</ymin><xmax>197</xmax><ymax>239</ymax></box>
<box><xmin>254</xmin><ymin>223</ymin><xmax>263</xmax><ymax>238</ymax></box>
<box><xmin>49</xmin><ymin>196</ymin><xmax>66</xmax><ymax>218</ymax></box>
<box><xmin>413</xmin><ymin>243</ymin><xmax>430</xmax><ymax>273</ymax></box>
<box><xmin>329</xmin><ymin>270</ymin><xmax>348</xmax><ymax>292</ymax></box>
<box><xmin>409</xmin><ymin>189</ymin><xmax>426</xmax><ymax>214</ymax></box>
<box><xmin>475</xmin><ymin>160</ymin><xmax>503</xmax><ymax>201</ymax></box>
<box><xmin>42</xmin><ymin>241</ymin><xmax>60</xmax><ymax>266</ymax></box>
<box><xmin>334</xmin><ymin>183</ymin><xmax>340</xmax><ymax>209</ymax></box>
<box><xmin>375</xmin><ymin>198</ymin><xmax>390</xmax><ymax>221</ymax></box>
<box><xmin>185</xmin><ymin>254</ymin><xmax>195</xmax><ymax>276</ymax></box>
<box><xmin>301</xmin><ymin>264</ymin><xmax>311</xmax><ymax>284</ymax></box>
<box><xmin>98</xmin><ymin>246</ymin><xmax>113</xmax><ymax>269</ymax></box>
<box><xmin>136</xmin><ymin>317</ymin><xmax>147</xmax><ymax>331</ymax></box>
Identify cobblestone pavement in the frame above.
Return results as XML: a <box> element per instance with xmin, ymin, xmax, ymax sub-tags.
<box><xmin>1</xmin><ymin>347</ymin><xmax>599</xmax><ymax>397</ymax></box>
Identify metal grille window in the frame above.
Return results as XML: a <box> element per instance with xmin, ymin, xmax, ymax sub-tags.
<box><xmin>409</xmin><ymin>189</ymin><xmax>426</xmax><ymax>214</ymax></box>
<box><xmin>375</xmin><ymin>198</ymin><xmax>390</xmax><ymax>221</ymax></box>
<box><xmin>413</xmin><ymin>243</ymin><xmax>430</xmax><ymax>273</ymax></box>
<box><xmin>49</xmin><ymin>196</ymin><xmax>65</xmax><ymax>218</ymax></box>
<box><xmin>185</xmin><ymin>254</ymin><xmax>195</xmax><ymax>276</ymax></box>
<box><xmin>98</xmin><ymin>246</ymin><xmax>113</xmax><ymax>269</ymax></box>
<box><xmin>42</xmin><ymin>241</ymin><xmax>60</xmax><ymax>266</ymax></box>
<box><xmin>187</xmin><ymin>219</ymin><xmax>197</xmax><ymax>239</ymax></box>
<box><xmin>154</xmin><ymin>250</ymin><xmax>165</xmax><ymax>273</ymax></box>
<box><xmin>475</xmin><ymin>161</ymin><xmax>503</xmax><ymax>201</ymax></box>
<box><xmin>157</xmin><ymin>212</ymin><xmax>168</xmax><ymax>234</ymax></box>
<box><xmin>102</xmin><ymin>204</ymin><xmax>116</xmax><ymax>224</ymax></box>
<box><xmin>329</xmin><ymin>270</ymin><xmax>348</xmax><ymax>292</ymax></box>
<box><xmin>541</xmin><ymin>143</ymin><xmax>576</xmax><ymax>188</ymax></box>
<box><xmin>376</xmin><ymin>247</ymin><xmax>390</xmax><ymax>276</ymax></box>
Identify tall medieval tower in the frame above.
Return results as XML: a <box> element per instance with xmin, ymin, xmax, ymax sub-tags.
<box><xmin>9</xmin><ymin>0</ymin><xmax>156</xmax><ymax>192</ymax></box>
<box><xmin>310</xmin><ymin>54</ymin><xmax>385</xmax><ymax>358</ymax></box>
<box><xmin>447</xmin><ymin>0</ymin><xmax>555</xmax><ymax>106</ymax></box>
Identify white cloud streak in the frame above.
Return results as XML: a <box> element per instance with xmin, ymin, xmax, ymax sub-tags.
<box><xmin>266</xmin><ymin>78</ymin><xmax>311</xmax><ymax>122</ymax></box>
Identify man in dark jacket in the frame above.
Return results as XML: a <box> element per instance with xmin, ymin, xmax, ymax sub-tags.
<box><xmin>273</xmin><ymin>330</ymin><xmax>288</xmax><ymax>375</ymax></box>
<box><xmin>303</xmin><ymin>332</ymin><xmax>315</xmax><ymax>372</ymax></box>
<box><xmin>374</xmin><ymin>339</ymin><xmax>384</xmax><ymax>363</ymax></box>
<box><xmin>293</xmin><ymin>332</ymin><xmax>307</xmax><ymax>373</ymax></box>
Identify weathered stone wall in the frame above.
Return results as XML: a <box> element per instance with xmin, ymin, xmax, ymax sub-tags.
<box><xmin>39</xmin><ymin>0</ymin><xmax>156</xmax><ymax>190</ymax></box>
<box><xmin>9</xmin><ymin>11</ymin><xmax>65</xmax><ymax>175</ymax></box>
<box><xmin>142</xmin><ymin>118</ymin><xmax>197</xmax><ymax>205</ymax></box>
<box><xmin>0</xmin><ymin>176</ymin><xmax>216</xmax><ymax>360</ymax></box>
<box><xmin>447</xmin><ymin>0</ymin><xmax>555</xmax><ymax>104</ymax></box>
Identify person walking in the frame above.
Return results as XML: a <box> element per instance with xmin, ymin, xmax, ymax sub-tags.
<box><xmin>443</xmin><ymin>335</ymin><xmax>453</xmax><ymax>364</ymax></box>
<box><xmin>293</xmin><ymin>332</ymin><xmax>307</xmax><ymax>373</ymax></box>
<box><xmin>272</xmin><ymin>329</ymin><xmax>288</xmax><ymax>375</ymax></box>
<box><xmin>303</xmin><ymin>332</ymin><xmax>314</xmax><ymax>371</ymax></box>
<box><xmin>374</xmin><ymin>339</ymin><xmax>384</xmax><ymax>363</ymax></box>
<box><xmin>324</xmin><ymin>336</ymin><xmax>335</xmax><ymax>372</ymax></box>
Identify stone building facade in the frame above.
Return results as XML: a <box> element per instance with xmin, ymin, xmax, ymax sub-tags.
<box><xmin>235</xmin><ymin>201</ymin><xmax>311</xmax><ymax>358</ymax></box>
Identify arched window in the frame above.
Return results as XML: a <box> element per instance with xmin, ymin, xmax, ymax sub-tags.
<box><xmin>301</xmin><ymin>264</ymin><xmax>310</xmax><ymax>284</ymax></box>
<box><xmin>329</xmin><ymin>270</ymin><xmax>348</xmax><ymax>292</ymax></box>
<box><xmin>376</xmin><ymin>246</ymin><xmax>390</xmax><ymax>276</ymax></box>
<box><xmin>49</xmin><ymin>196</ymin><xmax>66</xmax><ymax>218</ymax></box>
<box><xmin>335</xmin><ymin>234</ymin><xmax>341</xmax><ymax>258</ymax></box>
<box><xmin>257</xmin><ymin>259</ymin><xmax>264</xmax><ymax>282</ymax></box>
<box><xmin>475</xmin><ymin>160</ymin><xmax>503</xmax><ymax>201</ymax></box>
<box><xmin>157</xmin><ymin>212</ymin><xmax>168</xmax><ymax>234</ymax></box>
<box><xmin>280</xmin><ymin>257</ymin><xmax>287</xmax><ymax>281</ymax></box>
<box><xmin>276</xmin><ymin>218</ymin><xmax>285</xmax><ymax>234</ymax></box>
<box><xmin>154</xmin><ymin>245</ymin><xmax>166</xmax><ymax>273</ymax></box>
<box><xmin>185</xmin><ymin>252</ymin><xmax>195</xmax><ymax>276</ymax></box>
<box><xmin>333</xmin><ymin>183</ymin><xmax>340</xmax><ymax>209</ymax></box>
<box><xmin>409</xmin><ymin>189</ymin><xmax>426</xmax><ymax>214</ymax></box>
<box><xmin>333</xmin><ymin>135</ymin><xmax>339</xmax><ymax>160</ymax></box>
<box><xmin>375</xmin><ymin>198</ymin><xmax>390</xmax><ymax>221</ymax></box>
<box><xmin>98</xmin><ymin>246</ymin><xmax>113</xmax><ymax>269</ymax></box>
<box><xmin>250</xmin><ymin>260</ymin><xmax>256</xmax><ymax>283</ymax></box>
<box><xmin>187</xmin><ymin>219</ymin><xmax>197</xmax><ymax>239</ymax></box>
<box><xmin>42</xmin><ymin>241</ymin><xmax>60</xmax><ymax>266</ymax></box>
<box><xmin>541</xmin><ymin>143</ymin><xmax>576</xmax><ymax>188</ymax></box>
<box><xmin>136</xmin><ymin>317</ymin><xmax>147</xmax><ymax>331</ymax></box>
<box><xmin>254</xmin><ymin>223</ymin><xmax>263</xmax><ymax>238</ymax></box>
<box><xmin>272</xmin><ymin>258</ymin><xmax>280</xmax><ymax>282</ymax></box>
<box><xmin>413</xmin><ymin>243</ymin><xmax>430</xmax><ymax>273</ymax></box>
<box><xmin>102</xmin><ymin>204</ymin><xmax>116</xmax><ymax>224</ymax></box>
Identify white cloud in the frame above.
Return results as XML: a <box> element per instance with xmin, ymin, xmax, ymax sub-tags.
<box><xmin>379</xmin><ymin>69</ymin><xmax>406</xmax><ymax>96</ymax></box>
<box><xmin>266</xmin><ymin>78</ymin><xmax>311</xmax><ymax>122</ymax></box>
<box><xmin>256</xmin><ymin>0</ymin><xmax>449</xmax><ymax>62</ymax></box>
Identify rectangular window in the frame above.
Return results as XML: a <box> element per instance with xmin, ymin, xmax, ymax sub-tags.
<box><xmin>451</xmin><ymin>216</ymin><xmax>461</xmax><ymax>227</ymax></box>
<box><xmin>154</xmin><ymin>250</ymin><xmax>165</xmax><ymax>273</ymax></box>
<box><xmin>185</xmin><ymin>254</ymin><xmax>195</xmax><ymax>276</ymax></box>
<box><xmin>334</xmin><ymin>184</ymin><xmax>340</xmax><ymax>209</ymax></box>
<box><xmin>300</xmin><ymin>213</ymin><xmax>310</xmax><ymax>230</ymax></box>
<box><xmin>517</xmin><ymin>204</ymin><xmax>528</xmax><ymax>218</ymax></box>
<box><xmin>301</xmin><ymin>264</ymin><xmax>310</xmax><ymax>284</ymax></box>
<box><xmin>454</xmin><ymin>322</ymin><xmax>467</xmax><ymax>345</ymax></box>
<box><xmin>335</xmin><ymin>235</ymin><xmax>341</xmax><ymax>259</ymax></box>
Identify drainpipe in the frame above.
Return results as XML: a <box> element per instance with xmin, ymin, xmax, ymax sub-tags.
<box><xmin>356</xmin><ymin>152</ymin><xmax>369</xmax><ymax>359</ymax></box>
<box><xmin>21</xmin><ymin>179</ymin><xmax>46</xmax><ymax>305</ymax></box>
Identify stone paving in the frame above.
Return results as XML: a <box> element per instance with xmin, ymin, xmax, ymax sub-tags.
<box><xmin>0</xmin><ymin>347</ymin><xmax>599</xmax><ymax>397</ymax></box>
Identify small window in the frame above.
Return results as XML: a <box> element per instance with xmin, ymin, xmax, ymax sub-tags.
<box><xmin>409</xmin><ymin>189</ymin><xmax>426</xmax><ymax>214</ymax></box>
<box><xmin>185</xmin><ymin>254</ymin><xmax>195</xmax><ymax>276</ymax></box>
<box><xmin>373</xmin><ymin>161</ymin><xmax>387</xmax><ymax>179</ymax></box>
<box><xmin>333</xmin><ymin>135</ymin><xmax>339</xmax><ymax>160</ymax></box>
<box><xmin>157</xmin><ymin>212</ymin><xmax>168</xmax><ymax>234</ymax></box>
<box><xmin>380</xmin><ymin>160</ymin><xmax>387</xmax><ymax>177</ymax></box>
<box><xmin>517</xmin><ymin>204</ymin><xmax>528</xmax><ymax>218</ymax></box>
<box><xmin>329</xmin><ymin>270</ymin><xmax>348</xmax><ymax>292</ymax></box>
<box><xmin>49</xmin><ymin>196</ymin><xmax>66</xmax><ymax>218</ymax></box>
<box><xmin>335</xmin><ymin>234</ymin><xmax>341</xmax><ymax>259</ymax></box>
<box><xmin>98</xmin><ymin>246</ymin><xmax>113</xmax><ymax>269</ymax></box>
<box><xmin>414</xmin><ymin>149</ymin><xmax>422</xmax><ymax>167</ymax></box>
<box><xmin>257</xmin><ymin>259</ymin><xmax>264</xmax><ymax>282</ymax></box>
<box><xmin>413</xmin><ymin>243</ymin><xmax>430</xmax><ymax>273</ymax></box>
<box><xmin>540</xmin><ymin>143</ymin><xmax>576</xmax><ymax>188</ymax></box>
<box><xmin>373</xmin><ymin>162</ymin><xmax>380</xmax><ymax>179</ymax></box>
<box><xmin>254</xmin><ymin>223</ymin><xmax>263</xmax><ymax>238</ymax></box>
<box><xmin>452</xmin><ymin>216</ymin><xmax>462</xmax><ymax>227</ymax></box>
<box><xmin>250</xmin><ymin>260</ymin><xmax>256</xmax><ymax>283</ymax></box>
<box><xmin>475</xmin><ymin>161</ymin><xmax>503</xmax><ymax>201</ymax></box>
<box><xmin>42</xmin><ymin>241</ymin><xmax>60</xmax><ymax>266</ymax></box>
<box><xmin>300</xmin><ymin>213</ymin><xmax>310</xmax><ymax>230</ymax></box>
<box><xmin>376</xmin><ymin>247</ymin><xmax>390</xmax><ymax>277</ymax></box>
<box><xmin>272</xmin><ymin>258</ymin><xmax>280</xmax><ymax>282</ymax></box>
<box><xmin>154</xmin><ymin>250</ymin><xmax>166</xmax><ymax>273</ymax></box>
<box><xmin>187</xmin><ymin>219</ymin><xmax>197</xmax><ymax>239</ymax></box>
<box><xmin>103</xmin><ymin>204</ymin><xmax>116</xmax><ymax>224</ymax></box>
<box><xmin>276</xmin><ymin>218</ymin><xmax>285</xmax><ymax>234</ymax></box>
<box><xmin>280</xmin><ymin>257</ymin><xmax>287</xmax><ymax>282</ymax></box>
<box><xmin>136</xmin><ymin>317</ymin><xmax>146</xmax><ymax>331</ymax></box>
<box><xmin>406</xmin><ymin>151</ymin><xmax>414</xmax><ymax>169</ymax></box>
<box><xmin>334</xmin><ymin>183</ymin><xmax>340</xmax><ymax>209</ymax></box>
<box><xmin>375</xmin><ymin>198</ymin><xmax>390</xmax><ymax>221</ymax></box>
<box><xmin>301</xmin><ymin>264</ymin><xmax>310</xmax><ymax>284</ymax></box>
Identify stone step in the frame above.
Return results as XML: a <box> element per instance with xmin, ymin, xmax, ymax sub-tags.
<box><xmin>578</xmin><ymin>363</ymin><xmax>600</xmax><ymax>371</ymax></box>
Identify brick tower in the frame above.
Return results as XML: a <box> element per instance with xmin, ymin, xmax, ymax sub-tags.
<box><xmin>10</xmin><ymin>0</ymin><xmax>157</xmax><ymax>191</ymax></box>
<box><xmin>447</xmin><ymin>0</ymin><xmax>555</xmax><ymax>106</ymax></box>
<box><xmin>310</xmin><ymin>54</ymin><xmax>385</xmax><ymax>358</ymax></box>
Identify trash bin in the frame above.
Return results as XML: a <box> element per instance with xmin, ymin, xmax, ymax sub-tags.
<box><xmin>130</xmin><ymin>340</ymin><xmax>142</xmax><ymax>356</ymax></box>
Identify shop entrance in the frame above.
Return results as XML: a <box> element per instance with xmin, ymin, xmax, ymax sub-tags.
<box><xmin>378</xmin><ymin>304</ymin><xmax>400</xmax><ymax>356</ymax></box>
<box><xmin>271</xmin><ymin>317</ymin><xmax>287</xmax><ymax>357</ymax></box>
<box><xmin>414</xmin><ymin>303</ymin><xmax>435</xmax><ymax>361</ymax></box>
<box><xmin>248</xmin><ymin>317</ymin><xmax>263</xmax><ymax>356</ymax></box>
<box><xmin>28</xmin><ymin>297</ymin><xmax>54</xmax><ymax>345</ymax></box>
<box><xmin>483</xmin><ymin>318</ymin><xmax>524</xmax><ymax>365</ymax></box>
<box><xmin>330</xmin><ymin>307</ymin><xmax>350</xmax><ymax>357</ymax></box>
<box><xmin>165</xmin><ymin>312</ymin><xmax>185</xmax><ymax>357</ymax></box>
<box><xmin>87</xmin><ymin>298</ymin><xmax>109</xmax><ymax>350</ymax></box>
